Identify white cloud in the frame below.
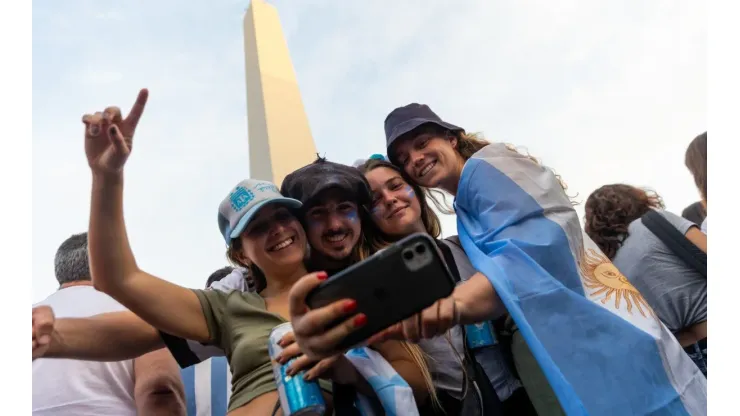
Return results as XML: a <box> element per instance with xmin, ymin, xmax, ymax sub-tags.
<box><xmin>32</xmin><ymin>0</ymin><xmax>705</xmax><ymax>302</ymax></box>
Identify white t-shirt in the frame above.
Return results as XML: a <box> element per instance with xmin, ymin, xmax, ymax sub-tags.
<box><xmin>33</xmin><ymin>285</ymin><xmax>137</xmax><ymax>416</ymax></box>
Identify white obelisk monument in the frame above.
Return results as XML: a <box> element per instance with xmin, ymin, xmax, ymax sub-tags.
<box><xmin>243</xmin><ymin>0</ymin><xmax>318</xmax><ymax>187</ymax></box>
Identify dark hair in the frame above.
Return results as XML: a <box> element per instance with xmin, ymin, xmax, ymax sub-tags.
<box><xmin>357</xmin><ymin>158</ymin><xmax>442</xmax><ymax>249</ymax></box>
<box><xmin>205</xmin><ymin>266</ymin><xmax>236</xmax><ymax>289</ymax></box>
<box><xmin>584</xmin><ymin>184</ymin><xmax>665</xmax><ymax>259</ymax></box>
<box><xmin>226</xmin><ymin>238</ymin><xmax>267</xmax><ymax>292</ymax></box>
<box><xmin>54</xmin><ymin>232</ymin><xmax>91</xmax><ymax>285</ymax></box>
<box><xmin>685</xmin><ymin>132</ymin><xmax>707</xmax><ymax>202</ymax></box>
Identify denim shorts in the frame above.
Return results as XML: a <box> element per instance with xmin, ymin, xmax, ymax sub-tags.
<box><xmin>683</xmin><ymin>338</ymin><xmax>707</xmax><ymax>376</ymax></box>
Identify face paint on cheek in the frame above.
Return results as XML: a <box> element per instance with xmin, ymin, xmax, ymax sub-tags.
<box><xmin>405</xmin><ymin>185</ymin><xmax>416</xmax><ymax>199</ymax></box>
<box><xmin>370</xmin><ymin>206</ymin><xmax>382</xmax><ymax>218</ymax></box>
<box><xmin>345</xmin><ymin>210</ymin><xmax>359</xmax><ymax>222</ymax></box>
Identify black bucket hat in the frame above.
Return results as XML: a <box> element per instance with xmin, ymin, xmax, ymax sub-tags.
<box><xmin>384</xmin><ymin>103</ymin><xmax>464</xmax><ymax>153</ymax></box>
<box><xmin>280</xmin><ymin>158</ymin><xmax>372</xmax><ymax>209</ymax></box>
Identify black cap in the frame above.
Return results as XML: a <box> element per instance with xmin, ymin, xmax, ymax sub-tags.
<box><xmin>384</xmin><ymin>103</ymin><xmax>464</xmax><ymax>151</ymax></box>
<box><xmin>280</xmin><ymin>159</ymin><xmax>372</xmax><ymax>209</ymax></box>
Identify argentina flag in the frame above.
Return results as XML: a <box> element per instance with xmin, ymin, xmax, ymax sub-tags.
<box><xmin>181</xmin><ymin>357</ymin><xmax>231</xmax><ymax>416</ymax></box>
<box><xmin>454</xmin><ymin>143</ymin><xmax>706</xmax><ymax>416</ymax></box>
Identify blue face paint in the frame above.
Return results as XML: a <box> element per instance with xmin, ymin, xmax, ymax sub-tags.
<box><xmin>405</xmin><ymin>185</ymin><xmax>416</xmax><ymax>200</ymax></box>
<box><xmin>370</xmin><ymin>206</ymin><xmax>381</xmax><ymax>217</ymax></box>
<box><xmin>345</xmin><ymin>209</ymin><xmax>359</xmax><ymax>222</ymax></box>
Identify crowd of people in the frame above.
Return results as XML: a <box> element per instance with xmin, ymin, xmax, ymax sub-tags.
<box><xmin>31</xmin><ymin>88</ymin><xmax>708</xmax><ymax>416</ymax></box>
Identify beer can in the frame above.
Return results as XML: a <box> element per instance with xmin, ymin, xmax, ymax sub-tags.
<box><xmin>268</xmin><ymin>322</ymin><xmax>326</xmax><ymax>416</ymax></box>
<box><xmin>465</xmin><ymin>321</ymin><xmax>498</xmax><ymax>349</ymax></box>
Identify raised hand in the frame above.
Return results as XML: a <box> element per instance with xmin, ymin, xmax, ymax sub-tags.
<box><xmin>32</xmin><ymin>306</ymin><xmax>56</xmax><ymax>360</ymax></box>
<box><xmin>82</xmin><ymin>88</ymin><xmax>149</xmax><ymax>175</ymax></box>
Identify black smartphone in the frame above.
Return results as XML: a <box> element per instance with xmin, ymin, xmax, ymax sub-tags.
<box><xmin>305</xmin><ymin>233</ymin><xmax>456</xmax><ymax>351</ymax></box>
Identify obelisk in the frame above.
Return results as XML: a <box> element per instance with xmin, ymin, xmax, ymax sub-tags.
<box><xmin>243</xmin><ymin>0</ymin><xmax>318</xmax><ymax>187</ymax></box>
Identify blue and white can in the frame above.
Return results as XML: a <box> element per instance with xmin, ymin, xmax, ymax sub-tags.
<box><xmin>465</xmin><ymin>321</ymin><xmax>498</xmax><ymax>349</ymax></box>
<box><xmin>268</xmin><ymin>322</ymin><xmax>326</xmax><ymax>415</ymax></box>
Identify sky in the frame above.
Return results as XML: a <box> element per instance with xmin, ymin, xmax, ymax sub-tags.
<box><xmin>32</xmin><ymin>0</ymin><xmax>706</xmax><ymax>303</ymax></box>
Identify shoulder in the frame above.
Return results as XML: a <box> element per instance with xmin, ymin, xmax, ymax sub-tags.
<box><xmin>643</xmin><ymin>209</ymin><xmax>696</xmax><ymax>235</ymax></box>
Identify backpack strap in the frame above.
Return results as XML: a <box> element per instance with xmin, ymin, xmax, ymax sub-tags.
<box><xmin>436</xmin><ymin>239</ymin><xmax>463</xmax><ymax>284</ymax></box>
<box><xmin>434</xmin><ymin>240</ymin><xmax>504</xmax><ymax>415</ymax></box>
<box><xmin>641</xmin><ymin>210</ymin><xmax>707</xmax><ymax>278</ymax></box>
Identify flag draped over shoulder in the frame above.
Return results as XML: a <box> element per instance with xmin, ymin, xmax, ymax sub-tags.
<box><xmin>454</xmin><ymin>143</ymin><xmax>706</xmax><ymax>416</ymax></box>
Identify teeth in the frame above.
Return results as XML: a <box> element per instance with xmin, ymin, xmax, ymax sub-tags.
<box><xmin>270</xmin><ymin>238</ymin><xmax>294</xmax><ymax>252</ymax></box>
<box><xmin>419</xmin><ymin>161</ymin><xmax>435</xmax><ymax>177</ymax></box>
<box><xmin>326</xmin><ymin>234</ymin><xmax>346</xmax><ymax>242</ymax></box>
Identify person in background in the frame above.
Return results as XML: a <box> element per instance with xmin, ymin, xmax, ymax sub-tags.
<box><xmin>584</xmin><ymin>184</ymin><xmax>708</xmax><ymax>375</ymax></box>
<box><xmin>681</xmin><ymin>201</ymin><xmax>706</xmax><ymax>227</ymax></box>
<box><xmin>685</xmin><ymin>132</ymin><xmax>707</xmax><ymax>233</ymax></box>
<box><xmin>32</xmin><ymin>233</ymin><xmax>185</xmax><ymax>416</ymax></box>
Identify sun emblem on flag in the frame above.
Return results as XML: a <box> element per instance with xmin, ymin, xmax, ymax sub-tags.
<box><xmin>577</xmin><ymin>249</ymin><xmax>655</xmax><ymax>318</ymax></box>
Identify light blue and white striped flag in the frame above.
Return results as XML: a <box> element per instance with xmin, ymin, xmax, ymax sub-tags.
<box><xmin>454</xmin><ymin>143</ymin><xmax>706</xmax><ymax>416</ymax></box>
<box><xmin>345</xmin><ymin>347</ymin><xmax>419</xmax><ymax>416</ymax></box>
<box><xmin>181</xmin><ymin>357</ymin><xmax>231</xmax><ymax>416</ymax></box>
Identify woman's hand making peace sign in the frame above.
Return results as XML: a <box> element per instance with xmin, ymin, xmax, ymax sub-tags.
<box><xmin>82</xmin><ymin>88</ymin><xmax>149</xmax><ymax>176</ymax></box>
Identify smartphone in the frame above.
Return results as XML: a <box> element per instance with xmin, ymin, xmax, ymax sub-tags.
<box><xmin>305</xmin><ymin>233</ymin><xmax>456</xmax><ymax>351</ymax></box>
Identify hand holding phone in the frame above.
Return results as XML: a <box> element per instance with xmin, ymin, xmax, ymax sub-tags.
<box><xmin>287</xmin><ymin>233</ymin><xmax>455</xmax><ymax>359</ymax></box>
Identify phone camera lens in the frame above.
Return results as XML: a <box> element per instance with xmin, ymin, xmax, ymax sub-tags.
<box><xmin>415</xmin><ymin>244</ymin><xmax>426</xmax><ymax>254</ymax></box>
<box><xmin>403</xmin><ymin>250</ymin><xmax>414</xmax><ymax>260</ymax></box>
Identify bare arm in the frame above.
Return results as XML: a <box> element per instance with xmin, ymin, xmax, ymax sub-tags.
<box><xmin>133</xmin><ymin>349</ymin><xmax>186</xmax><ymax>416</ymax></box>
<box><xmin>373</xmin><ymin>340</ymin><xmax>430</xmax><ymax>406</ymax></box>
<box><xmin>454</xmin><ymin>272</ymin><xmax>506</xmax><ymax>324</ymax></box>
<box><xmin>685</xmin><ymin>226</ymin><xmax>707</xmax><ymax>253</ymax></box>
<box><xmin>84</xmin><ymin>92</ymin><xmax>211</xmax><ymax>343</ymax></box>
<box><xmin>46</xmin><ymin>311</ymin><xmax>164</xmax><ymax>361</ymax></box>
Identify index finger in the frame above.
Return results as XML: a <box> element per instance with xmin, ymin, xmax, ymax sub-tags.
<box><xmin>288</xmin><ymin>271</ymin><xmax>328</xmax><ymax>319</ymax></box>
<box><xmin>124</xmin><ymin>88</ymin><xmax>149</xmax><ymax>128</ymax></box>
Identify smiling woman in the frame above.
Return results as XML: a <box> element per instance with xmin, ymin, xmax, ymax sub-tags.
<box><xmin>74</xmin><ymin>90</ymin><xmax>389</xmax><ymax>416</ymax></box>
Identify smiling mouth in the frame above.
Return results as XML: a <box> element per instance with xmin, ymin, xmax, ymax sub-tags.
<box><xmin>268</xmin><ymin>237</ymin><xmax>295</xmax><ymax>252</ymax></box>
<box><xmin>324</xmin><ymin>232</ymin><xmax>349</xmax><ymax>245</ymax></box>
<box><xmin>387</xmin><ymin>206</ymin><xmax>408</xmax><ymax>219</ymax></box>
<box><xmin>419</xmin><ymin>161</ymin><xmax>436</xmax><ymax>177</ymax></box>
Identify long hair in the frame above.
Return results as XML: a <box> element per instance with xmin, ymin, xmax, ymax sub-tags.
<box><xmin>357</xmin><ymin>158</ymin><xmax>442</xmax><ymax>253</ymax></box>
<box><xmin>685</xmin><ymin>132</ymin><xmax>707</xmax><ymax>202</ymax></box>
<box><xmin>357</xmin><ymin>158</ymin><xmax>463</xmax><ymax>412</ymax></box>
<box><xmin>584</xmin><ymin>184</ymin><xmax>665</xmax><ymax>259</ymax></box>
<box><xmin>390</xmin><ymin>123</ymin><xmax>575</xmax><ymax>209</ymax></box>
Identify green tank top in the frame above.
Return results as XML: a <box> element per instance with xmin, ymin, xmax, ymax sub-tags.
<box><xmin>193</xmin><ymin>289</ymin><xmax>333</xmax><ymax>412</ymax></box>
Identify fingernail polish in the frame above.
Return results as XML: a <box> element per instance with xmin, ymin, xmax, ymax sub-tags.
<box><xmin>317</xmin><ymin>272</ymin><xmax>328</xmax><ymax>281</ymax></box>
<box><xmin>342</xmin><ymin>300</ymin><xmax>357</xmax><ymax>313</ymax></box>
<box><xmin>354</xmin><ymin>314</ymin><xmax>367</xmax><ymax>327</ymax></box>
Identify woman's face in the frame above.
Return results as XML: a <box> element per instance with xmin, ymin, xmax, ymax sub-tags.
<box><xmin>236</xmin><ymin>204</ymin><xmax>307</xmax><ymax>274</ymax></box>
<box><xmin>393</xmin><ymin>132</ymin><xmax>461</xmax><ymax>189</ymax></box>
<box><xmin>365</xmin><ymin>166</ymin><xmax>424</xmax><ymax>237</ymax></box>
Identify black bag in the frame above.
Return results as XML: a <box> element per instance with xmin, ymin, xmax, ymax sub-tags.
<box><xmin>641</xmin><ymin>210</ymin><xmax>707</xmax><ymax>278</ymax></box>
